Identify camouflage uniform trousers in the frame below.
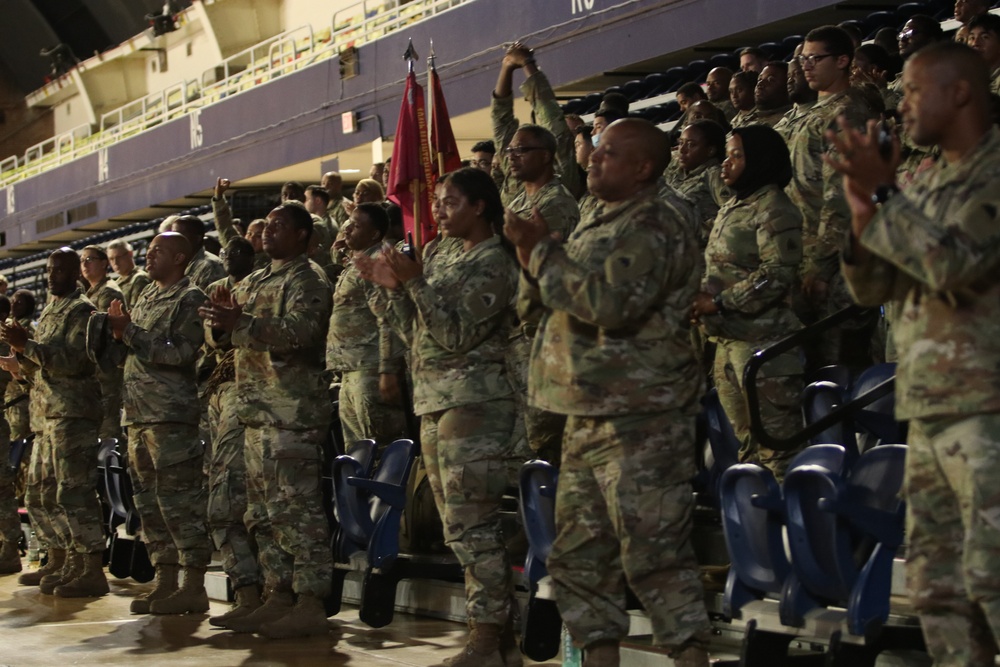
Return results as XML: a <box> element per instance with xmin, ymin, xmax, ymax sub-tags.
<box><xmin>714</xmin><ymin>339</ymin><xmax>804</xmax><ymax>481</ymax></box>
<box><xmin>243</xmin><ymin>425</ymin><xmax>333</xmax><ymax>598</ymax></box>
<box><xmin>127</xmin><ymin>423</ymin><xmax>211</xmax><ymax>567</ymax></box>
<box><xmin>5</xmin><ymin>381</ymin><xmax>30</xmax><ymax>441</ymax></box>
<box><xmin>0</xmin><ymin>417</ymin><xmax>17</xmax><ymax>546</ymax></box>
<box><xmin>905</xmin><ymin>414</ymin><xmax>1000</xmax><ymax>667</ymax></box>
<box><xmin>206</xmin><ymin>381</ymin><xmax>259</xmax><ymax>589</ymax></box>
<box><xmin>420</xmin><ymin>398</ymin><xmax>516</xmax><ymax>625</ymax></box>
<box><xmin>547</xmin><ymin>410</ymin><xmax>710</xmax><ymax>650</ymax></box>
<box><xmin>507</xmin><ymin>330</ymin><xmax>564</xmax><ymax>468</ymax></box>
<box><xmin>25</xmin><ymin>418</ymin><xmax>104</xmax><ymax>553</ymax></box>
<box><xmin>339</xmin><ymin>369</ymin><xmax>408</xmax><ymax>449</ymax></box>
<box><xmin>97</xmin><ymin>367</ymin><xmax>124</xmax><ymax>441</ymax></box>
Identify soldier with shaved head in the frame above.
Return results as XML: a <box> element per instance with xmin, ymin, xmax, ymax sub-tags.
<box><xmin>833</xmin><ymin>41</ymin><xmax>1000</xmax><ymax>666</ymax></box>
<box><xmin>104</xmin><ymin>232</ymin><xmax>211</xmax><ymax>614</ymax></box>
<box><xmin>505</xmin><ymin>118</ymin><xmax>710</xmax><ymax>667</ymax></box>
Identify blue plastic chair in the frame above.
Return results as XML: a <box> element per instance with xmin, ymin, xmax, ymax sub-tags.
<box><xmin>781</xmin><ymin>445</ymin><xmax>907</xmax><ymax>634</ymax></box>
<box><xmin>700</xmin><ymin>388</ymin><xmax>742</xmax><ymax>505</ymax></box>
<box><xmin>518</xmin><ymin>459</ymin><xmax>562</xmax><ymax>662</ymax></box>
<box><xmin>331</xmin><ymin>439</ymin><xmax>378</xmax><ymax>559</ymax></box>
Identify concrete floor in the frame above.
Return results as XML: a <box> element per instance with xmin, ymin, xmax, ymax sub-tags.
<box><xmin>0</xmin><ymin>559</ymin><xmax>559</xmax><ymax>667</ymax></box>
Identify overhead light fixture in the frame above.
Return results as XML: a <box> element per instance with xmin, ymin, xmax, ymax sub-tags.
<box><xmin>146</xmin><ymin>1</ymin><xmax>180</xmax><ymax>37</ymax></box>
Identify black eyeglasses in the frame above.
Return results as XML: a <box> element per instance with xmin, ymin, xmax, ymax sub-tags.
<box><xmin>794</xmin><ymin>53</ymin><xmax>834</xmax><ymax>68</ymax></box>
<box><xmin>503</xmin><ymin>145</ymin><xmax>546</xmax><ymax>157</ymax></box>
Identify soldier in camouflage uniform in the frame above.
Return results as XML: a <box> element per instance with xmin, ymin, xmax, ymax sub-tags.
<box><xmin>200</xmin><ymin>202</ymin><xmax>332</xmax><ymax>640</ymax></box>
<box><xmin>728</xmin><ymin>70</ymin><xmax>760</xmax><ymax>129</ymax></box>
<box><xmin>327</xmin><ymin>203</ymin><xmax>407</xmax><ymax>449</ymax></box>
<box><xmin>81</xmin><ymin>245</ymin><xmax>126</xmax><ymax>443</ymax></box>
<box><xmin>666</xmin><ymin>120</ymin><xmax>731</xmax><ymax>246</ymax></box>
<box><xmin>213</xmin><ymin>178</ymin><xmax>269</xmax><ymax>271</ymax></box>
<box><xmin>835</xmin><ymin>43</ymin><xmax>1000</xmax><ymax>667</ymax></box>
<box><xmin>322</xmin><ymin>171</ymin><xmax>352</xmax><ymax>228</ymax></box>
<box><xmin>206</xmin><ymin>238</ymin><xmax>260</xmax><ymax>594</ymax></box>
<box><xmin>172</xmin><ymin>215</ymin><xmax>227</xmax><ymax>291</ymax></box>
<box><xmin>4</xmin><ymin>290</ymin><xmax>35</xmax><ymax>443</ymax></box>
<box><xmin>692</xmin><ymin>125</ymin><xmax>804</xmax><ymax>479</ymax></box>
<box><xmin>772</xmin><ymin>44</ymin><xmax>819</xmax><ymax>142</ymax></box>
<box><xmin>202</xmin><ymin>237</ymin><xmax>261</xmax><ymax>628</ymax></box>
<box><xmin>754</xmin><ymin>62</ymin><xmax>793</xmax><ymax>127</ymax></box>
<box><xmin>505</xmin><ymin>119</ymin><xmax>710</xmax><ymax>667</ymax></box>
<box><xmin>784</xmin><ymin>27</ymin><xmax>877</xmax><ymax>370</ymax></box>
<box><xmin>0</xmin><ymin>249</ymin><xmax>104</xmax><ymax>596</ymax></box>
<box><xmin>359</xmin><ymin>168</ymin><xmax>518</xmax><ymax>667</ymax></box>
<box><xmin>499</xmin><ymin>123</ymin><xmax>579</xmax><ymax>465</ymax></box>
<box><xmin>107</xmin><ymin>240</ymin><xmax>152</xmax><ymax>309</ymax></box>
<box><xmin>492</xmin><ymin>42</ymin><xmax>584</xmax><ymax>205</ymax></box>
<box><xmin>0</xmin><ymin>296</ymin><xmax>19</xmax><ymax>574</ymax></box>
<box><xmin>104</xmin><ymin>233</ymin><xmax>211</xmax><ymax>614</ymax></box>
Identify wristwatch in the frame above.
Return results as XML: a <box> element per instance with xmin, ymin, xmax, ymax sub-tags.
<box><xmin>871</xmin><ymin>183</ymin><xmax>900</xmax><ymax>206</ymax></box>
<box><xmin>712</xmin><ymin>293</ymin><xmax>726</xmax><ymax>314</ymax></box>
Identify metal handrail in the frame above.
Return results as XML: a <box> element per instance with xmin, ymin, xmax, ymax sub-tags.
<box><xmin>0</xmin><ymin>0</ymin><xmax>473</xmax><ymax>190</ymax></box>
<box><xmin>743</xmin><ymin>305</ymin><xmax>891</xmax><ymax>451</ymax></box>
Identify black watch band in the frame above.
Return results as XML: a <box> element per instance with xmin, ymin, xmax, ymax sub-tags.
<box><xmin>713</xmin><ymin>293</ymin><xmax>726</xmax><ymax>314</ymax></box>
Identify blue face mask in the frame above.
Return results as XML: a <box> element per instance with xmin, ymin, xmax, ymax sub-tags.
<box><xmin>592</xmin><ymin>133</ymin><xmax>600</xmax><ymax>147</ymax></box>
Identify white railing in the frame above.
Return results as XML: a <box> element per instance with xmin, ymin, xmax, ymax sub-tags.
<box><xmin>0</xmin><ymin>0</ymin><xmax>471</xmax><ymax>190</ymax></box>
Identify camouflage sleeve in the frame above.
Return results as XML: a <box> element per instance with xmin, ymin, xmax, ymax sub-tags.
<box><xmin>536</xmin><ymin>192</ymin><xmax>580</xmax><ymax>241</ymax></box>
<box><xmin>516</xmin><ymin>270</ymin><xmax>544</xmax><ymax>324</ymax></box>
<box><xmin>368</xmin><ymin>287</ymin><xmax>416</xmax><ymax>349</ymax></box>
<box><xmin>20</xmin><ymin>305</ymin><xmax>91</xmax><ymax>375</ymax></box>
<box><xmin>369</xmin><ymin>282</ymin><xmax>406</xmax><ymax>373</ymax></box>
<box><xmin>522</xmin><ymin>71</ymin><xmax>583</xmax><ymax>199</ymax></box>
<box><xmin>720</xmin><ymin>205</ymin><xmax>802</xmax><ymax>314</ymax></box>
<box><xmin>122</xmin><ymin>291</ymin><xmax>205</xmax><ymax>366</ymax></box>
<box><xmin>529</xmin><ymin>216</ymin><xmax>688</xmax><ymax>329</ymax></box>
<box><xmin>232</xmin><ymin>274</ymin><xmax>331</xmax><ymax>352</ymax></box>
<box><xmin>404</xmin><ymin>254</ymin><xmax>515</xmax><ymax>353</ymax></box>
<box><xmin>841</xmin><ymin>237</ymin><xmax>900</xmax><ymax>307</ymax></box>
<box><xmin>859</xmin><ymin>189</ymin><xmax>1000</xmax><ymax>293</ymax></box>
<box><xmin>212</xmin><ymin>196</ymin><xmax>242</xmax><ymax>247</ymax></box>
<box><xmin>492</xmin><ymin>92</ymin><xmax>518</xmax><ymax>183</ymax></box>
<box><xmin>809</xmin><ymin>156</ymin><xmax>852</xmax><ymax>281</ymax></box>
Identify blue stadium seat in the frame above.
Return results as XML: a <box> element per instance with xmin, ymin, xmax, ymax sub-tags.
<box><xmin>862</xmin><ymin>11</ymin><xmax>900</xmax><ymax>38</ymax></box>
<box><xmin>331</xmin><ymin>438</ymin><xmax>378</xmax><ymax>560</ymax></box>
<box><xmin>662</xmin><ymin>65</ymin><xmax>690</xmax><ymax>92</ymax></box>
<box><xmin>781</xmin><ymin>445</ymin><xmax>906</xmax><ymax>635</ymax></box>
<box><xmin>102</xmin><ymin>440</ymin><xmax>154</xmax><ymax>583</ymax></box>
<box><xmin>710</xmin><ymin>52</ymin><xmax>739</xmax><ymax>70</ymax></box>
<box><xmin>643</xmin><ymin>72</ymin><xmax>670</xmax><ymax>96</ymax></box>
<box><xmin>687</xmin><ymin>59</ymin><xmax>710</xmax><ymax>83</ymax></box>
<box><xmin>802</xmin><ymin>380</ymin><xmax>851</xmax><ymax>448</ymax></box>
<box><xmin>579</xmin><ymin>92</ymin><xmax>603</xmax><ymax>115</ymax></box>
<box><xmin>698</xmin><ymin>388</ymin><xmax>741</xmax><ymax>505</ymax></box>
<box><xmin>720</xmin><ymin>444</ymin><xmax>850</xmax><ymax>621</ymax></box>
<box><xmin>850</xmin><ymin>363</ymin><xmax>902</xmax><ymax>451</ymax></box>
<box><xmin>8</xmin><ymin>436</ymin><xmax>30</xmax><ymax>472</ymax></box>
<box><xmin>518</xmin><ymin>459</ymin><xmax>562</xmax><ymax>662</ymax></box>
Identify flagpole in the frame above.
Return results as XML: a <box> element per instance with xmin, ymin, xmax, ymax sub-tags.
<box><xmin>403</xmin><ymin>39</ymin><xmax>423</xmax><ymax>253</ymax></box>
<box><xmin>428</xmin><ymin>41</ymin><xmax>445</xmax><ymax>178</ymax></box>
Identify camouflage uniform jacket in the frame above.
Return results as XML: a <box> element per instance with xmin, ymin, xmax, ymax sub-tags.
<box><xmin>492</xmin><ymin>70</ymin><xmax>584</xmax><ymax>204</ymax></box>
<box><xmin>664</xmin><ymin>158</ymin><xmax>730</xmax><ymax>245</ymax></box>
<box><xmin>715</xmin><ymin>99</ymin><xmax>737</xmax><ymax>122</ymax></box>
<box><xmin>523</xmin><ymin>185</ymin><xmax>703</xmax><ymax>417</ymax></box>
<box><xmin>756</xmin><ymin>104</ymin><xmax>793</xmax><ymax>128</ymax></box>
<box><xmin>506</xmin><ymin>177</ymin><xmax>580</xmax><ymax>241</ymax></box>
<box><xmin>373</xmin><ymin>235</ymin><xmax>517</xmax><ymax>415</ymax></box>
<box><xmin>699</xmin><ymin>184</ymin><xmax>803</xmax><ymax>343</ymax></box>
<box><xmin>17</xmin><ymin>289</ymin><xmax>100</xmax><ymax>419</ymax></box>
<box><xmin>116</xmin><ymin>269</ymin><xmax>152</xmax><ymax>310</ymax></box>
<box><xmin>87</xmin><ymin>277</ymin><xmax>124</xmax><ymax>311</ymax></box>
<box><xmin>213</xmin><ymin>196</ymin><xmax>268</xmax><ymax>270</ymax></box>
<box><xmin>784</xmin><ymin>87</ymin><xmax>875</xmax><ymax>282</ymax></box>
<box><xmin>121</xmin><ymin>277</ymin><xmax>206</xmax><ymax>426</ymax></box>
<box><xmin>730</xmin><ymin>108</ymin><xmax>759</xmax><ymax>129</ymax></box>
<box><xmin>772</xmin><ymin>100</ymin><xmax>817</xmax><ymax>142</ymax></box>
<box><xmin>842</xmin><ymin>126</ymin><xmax>1000</xmax><ymax>421</ymax></box>
<box><xmin>328</xmin><ymin>197</ymin><xmax>351</xmax><ymax>227</ymax></box>
<box><xmin>3</xmin><ymin>316</ymin><xmax>33</xmax><ymax>404</ymax></box>
<box><xmin>327</xmin><ymin>244</ymin><xmax>405</xmax><ymax>374</ymax></box>
<box><xmin>991</xmin><ymin>67</ymin><xmax>1000</xmax><ymax>95</ymax></box>
<box><xmin>186</xmin><ymin>246</ymin><xmax>227</xmax><ymax>291</ymax></box>
<box><xmin>231</xmin><ymin>254</ymin><xmax>331</xmax><ymax>430</ymax></box>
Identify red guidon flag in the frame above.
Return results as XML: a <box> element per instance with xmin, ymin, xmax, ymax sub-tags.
<box><xmin>428</xmin><ymin>61</ymin><xmax>462</xmax><ymax>178</ymax></box>
<box><xmin>386</xmin><ymin>70</ymin><xmax>436</xmax><ymax>248</ymax></box>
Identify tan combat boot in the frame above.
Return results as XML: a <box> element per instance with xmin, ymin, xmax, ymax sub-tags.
<box><xmin>150</xmin><ymin>567</ymin><xmax>209</xmax><ymax>614</ymax></box>
<box><xmin>438</xmin><ymin>622</ymin><xmax>505</xmax><ymax>667</ymax></box>
<box><xmin>209</xmin><ymin>584</ymin><xmax>262</xmax><ymax>628</ymax></box>
<box><xmin>130</xmin><ymin>563</ymin><xmax>179</xmax><ymax>614</ymax></box>
<box><xmin>54</xmin><ymin>552</ymin><xmax>109</xmax><ymax>598</ymax></box>
<box><xmin>499</xmin><ymin>603</ymin><xmax>523</xmax><ymax>667</ymax></box>
<box><xmin>670</xmin><ymin>644</ymin><xmax>710</xmax><ymax>667</ymax></box>
<box><xmin>39</xmin><ymin>551</ymin><xmax>82</xmax><ymax>594</ymax></box>
<box><xmin>582</xmin><ymin>639</ymin><xmax>620</xmax><ymax>667</ymax></box>
<box><xmin>226</xmin><ymin>589</ymin><xmax>294</xmax><ymax>634</ymax></box>
<box><xmin>0</xmin><ymin>539</ymin><xmax>22</xmax><ymax>575</ymax></box>
<box><xmin>18</xmin><ymin>547</ymin><xmax>64</xmax><ymax>586</ymax></box>
<box><xmin>258</xmin><ymin>593</ymin><xmax>330</xmax><ymax>639</ymax></box>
